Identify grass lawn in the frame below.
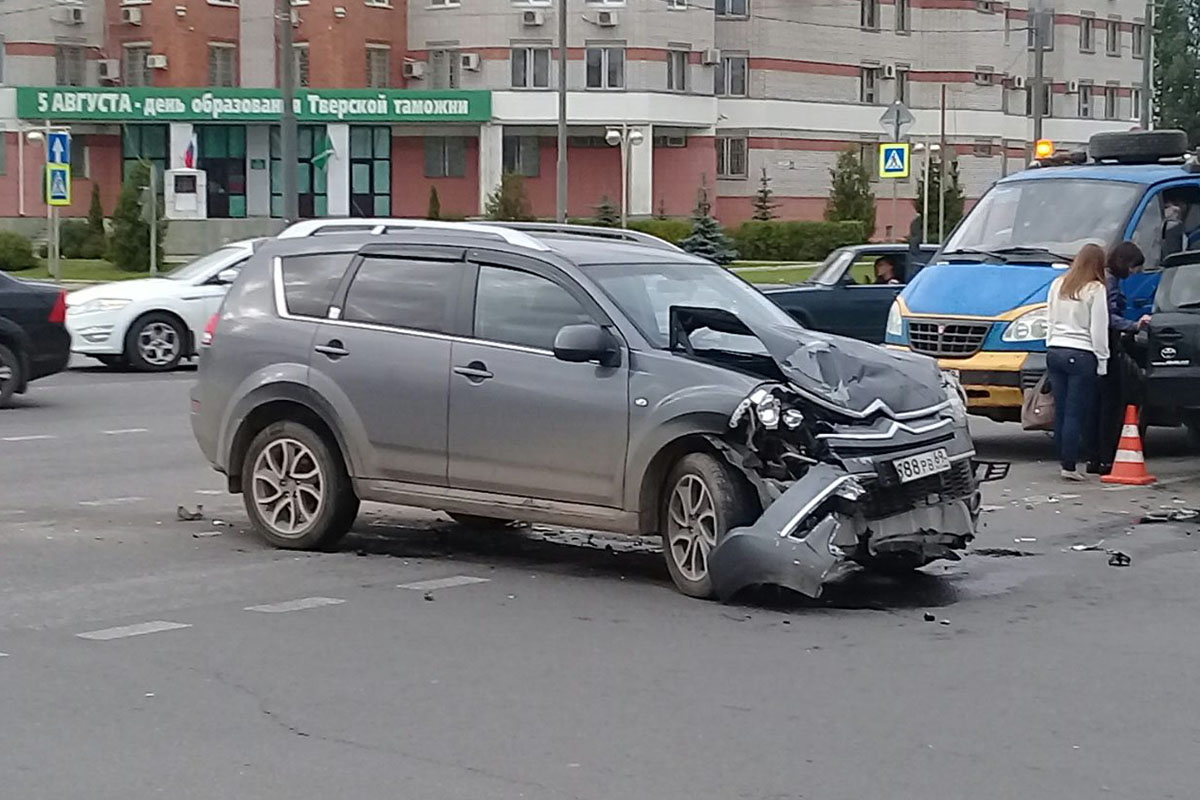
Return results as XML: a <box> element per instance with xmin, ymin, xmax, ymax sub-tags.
<box><xmin>16</xmin><ymin>259</ymin><xmax>152</xmax><ymax>282</ymax></box>
<box><xmin>731</xmin><ymin>262</ymin><xmax>877</xmax><ymax>286</ymax></box>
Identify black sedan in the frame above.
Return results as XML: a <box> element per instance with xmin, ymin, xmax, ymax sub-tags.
<box><xmin>762</xmin><ymin>244</ymin><xmax>938</xmax><ymax>343</ymax></box>
<box><xmin>0</xmin><ymin>272</ymin><xmax>71</xmax><ymax>406</ymax></box>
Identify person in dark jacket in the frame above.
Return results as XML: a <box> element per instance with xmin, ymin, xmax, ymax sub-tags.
<box><xmin>1088</xmin><ymin>241</ymin><xmax>1150</xmax><ymax>474</ymax></box>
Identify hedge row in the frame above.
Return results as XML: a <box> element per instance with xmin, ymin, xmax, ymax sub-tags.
<box><xmin>730</xmin><ymin>220</ymin><xmax>867</xmax><ymax>262</ymax></box>
<box><xmin>0</xmin><ymin>232</ymin><xmax>38</xmax><ymax>272</ymax></box>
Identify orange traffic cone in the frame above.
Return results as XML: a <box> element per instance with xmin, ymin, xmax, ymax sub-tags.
<box><xmin>1102</xmin><ymin>406</ymin><xmax>1156</xmax><ymax>486</ymax></box>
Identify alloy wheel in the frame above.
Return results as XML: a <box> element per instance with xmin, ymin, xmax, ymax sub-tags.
<box><xmin>251</xmin><ymin>438</ymin><xmax>325</xmax><ymax>538</ymax></box>
<box><xmin>666</xmin><ymin>474</ymin><xmax>718</xmax><ymax>583</ymax></box>
<box><xmin>137</xmin><ymin>322</ymin><xmax>180</xmax><ymax>367</ymax></box>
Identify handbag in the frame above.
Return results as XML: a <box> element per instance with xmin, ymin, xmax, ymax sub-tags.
<box><xmin>1021</xmin><ymin>373</ymin><xmax>1055</xmax><ymax>431</ymax></box>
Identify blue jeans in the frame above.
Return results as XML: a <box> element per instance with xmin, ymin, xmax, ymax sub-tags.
<box><xmin>1047</xmin><ymin>347</ymin><xmax>1098</xmax><ymax>471</ymax></box>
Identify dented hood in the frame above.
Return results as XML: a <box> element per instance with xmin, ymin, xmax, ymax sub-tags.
<box><xmin>670</xmin><ymin>306</ymin><xmax>947</xmax><ymax>418</ymax></box>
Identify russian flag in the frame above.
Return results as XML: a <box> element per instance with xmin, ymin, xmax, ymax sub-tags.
<box><xmin>183</xmin><ymin>134</ymin><xmax>197</xmax><ymax>169</ymax></box>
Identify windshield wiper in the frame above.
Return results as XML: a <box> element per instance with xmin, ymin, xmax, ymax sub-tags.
<box><xmin>940</xmin><ymin>248</ymin><xmax>1009</xmax><ymax>262</ymax></box>
<box><xmin>992</xmin><ymin>246</ymin><xmax>1073</xmax><ymax>263</ymax></box>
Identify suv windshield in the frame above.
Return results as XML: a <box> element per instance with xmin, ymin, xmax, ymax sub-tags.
<box><xmin>165</xmin><ymin>247</ymin><xmax>245</xmax><ymax>281</ymax></box>
<box><xmin>942</xmin><ymin>178</ymin><xmax>1143</xmax><ymax>262</ymax></box>
<box><xmin>579</xmin><ymin>262</ymin><xmax>799</xmax><ymax>350</ymax></box>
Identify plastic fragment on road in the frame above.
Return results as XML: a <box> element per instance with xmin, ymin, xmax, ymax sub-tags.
<box><xmin>1138</xmin><ymin>508</ymin><xmax>1199</xmax><ymax>524</ymax></box>
<box><xmin>176</xmin><ymin>505</ymin><xmax>204</xmax><ymax>521</ymax></box>
<box><xmin>1107</xmin><ymin>551</ymin><xmax>1132</xmax><ymax>567</ymax></box>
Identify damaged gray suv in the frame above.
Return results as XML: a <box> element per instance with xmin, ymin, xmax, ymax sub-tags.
<box><xmin>191</xmin><ymin>221</ymin><xmax>1003</xmax><ymax>600</ymax></box>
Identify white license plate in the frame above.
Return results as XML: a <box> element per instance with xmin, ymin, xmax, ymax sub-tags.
<box><xmin>892</xmin><ymin>448</ymin><xmax>951</xmax><ymax>483</ymax></box>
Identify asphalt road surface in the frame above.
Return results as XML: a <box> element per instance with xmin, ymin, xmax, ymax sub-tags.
<box><xmin>2</xmin><ymin>361</ymin><xmax>1199</xmax><ymax>800</ymax></box>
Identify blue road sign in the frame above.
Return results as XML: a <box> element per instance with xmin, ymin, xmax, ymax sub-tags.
<box><xmin>879</xmin><ymin>143</ymin><xmax>911</xmax><ymax>179</ymax></box>
<box><xmin>47</xmin><ymin>131</ymin><xmax>71</xmax><ymax>165</ymax></box>
<box><xmin>47</xmin><ymin>165</ymin><xmax>71</xmax><ymax>206</ymax></box>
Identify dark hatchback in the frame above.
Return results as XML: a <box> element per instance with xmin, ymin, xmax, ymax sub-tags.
<box><xmin>1146</xmin><ymin>251</ymin><xmax>1200</xmax><ymax>439</ymax></box>
<box><xmin>763</xmin><ymin>244</ymin><xmax>938</xmax><ymax>343</ymax></box>
<box><xmin>0</xmin><ymin>272</ymin><xmax>70</xmax><ymax>406</ymax></box>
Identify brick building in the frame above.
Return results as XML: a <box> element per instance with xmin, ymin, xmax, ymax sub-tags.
<box><xmin>0</xmin><ymin>0</ymin><xmax>1147</xmax><ymax>245</ymax></box>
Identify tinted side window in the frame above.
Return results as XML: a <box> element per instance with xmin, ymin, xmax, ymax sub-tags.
<box><xmin>281</xmin><ymin>253</ymin><xmax>354</xmax><ymax>318</ymax></box>
<box><xmin>343</xmin><ymin>256</ymin><xmax>463</xmax><ymax>333</ymax></box>
<box><xmin>1158</xmin><ymin>264</ymin><xmax>1200</xmax><ymax>311</ymax></box>
<box><xmin>474</xmin><ymin>266</ymin><xmax>591</xmax><ymax>351</ymax></box>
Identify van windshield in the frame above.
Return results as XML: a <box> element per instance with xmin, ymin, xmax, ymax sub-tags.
<box><xmin>941</xmin><ymin>178</ymin><xmax>1143</xmax><ymax>263</ymax></box>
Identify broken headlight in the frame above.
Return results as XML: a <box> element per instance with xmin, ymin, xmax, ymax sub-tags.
<box><xmin>885</xmin><ymin>300</ymin><xmax>904</xmax><ymax>339</ymax></box>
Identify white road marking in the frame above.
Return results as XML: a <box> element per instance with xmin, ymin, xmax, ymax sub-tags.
<box><xmin>2</xmin><ymin>435</ymin><xmax>55</xmax><ymax>442</ymax></box>
<box><xmin>78</xmin><ymin>496</ymin><xmax>145</xmax><ymax>507</ymax></box>
<box><xmin>245</xmin><ymin>597</ymin><xmax>345</xmax><ymax>613</ymax></box>
<box><xmin>77</xmin><ymin>621</ymin><xmax>192</xmax><ymax>641</ymax></box>
<box><xmin>102</xmin><ymin>428</ymin><xmax>148</xmax><ymax>435</ymax></box>
<box><xmin>0</xmin><ymin>652</ymin><xmax>8</xmax><ymax>658</ymax></box>
<box><xmin>397</xmin><ymin>575</ymin><xmax>491</xmax><ymax>592</ymax></box>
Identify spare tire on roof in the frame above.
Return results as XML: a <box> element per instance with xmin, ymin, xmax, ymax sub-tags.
<box><xmin>1089</xmin><ymin>129</ymin><xmax>1189</xmax><ymax>163</ymax></box>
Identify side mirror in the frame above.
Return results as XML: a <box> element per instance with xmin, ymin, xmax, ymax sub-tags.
<box><xmin>215</xmin><ymin>268</ymin><xmax>239</xmax><ymax>285</ymax></box>
<box><xmin>553</xmin><ymin>323</ymin><xmax>618</xmax><ymax>365</ymax></box>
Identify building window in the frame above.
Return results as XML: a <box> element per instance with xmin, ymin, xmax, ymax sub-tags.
<box><xmin>1131</xmin><ymin>87</ymin><xmax>1143</xmax><ymax>116</ymax></box>
<box><xmin>294</xmin><ymin>44</ymin><xmax>310</xmax><ymax>88</ymax></box>
<box><xmin>585</xmin><ymin>46</ymin><xmax>624</xmax><ymax>90</ymax></box>
<box><xmin>502</xmin><ymin>134</ymin><xmax>540</xmax><ymax>177</ymax></box>
<box><xmin>895</xmin><ymin>0</ymin><xmax>909</xmax><ymax>32</ymax></box>
<box><xmin>430</xmin><ymin>49</ymin><xmax>460</xmax><ymax>89</ymax></box>
<box><xmin>428</xmin><ymin>0</ymin><xmax>460</xmax><ymax>6</ymax></box>
<box><xmin>122</xmin><ymin>124</ymin><xmax>168</xmax><ymax>187</ymax></box>
<box><xmin>366</xmin><ymin>45</ymin><xmax>391</xmax><ymax>88</ymax></box>
<box><xmin>197</xmin><ymin>125</ymin><xmax>247</xmax><ymax>219</ymax></box>
<box><xmin>861</xmin><ymin>0</ymin><xmax>878</xmax><ymax>29</ymax></box>
<box><xmin>716</xmin><ymin>137</ymin><xmax>747</xmax><ymax>179</ymax></box>
<box><xmin>424</xmin><ymin>136</ymin><xmax>467</xmax><ymax>178</ymax></box>
<box><xmin>714</xmin><ymin>54</ymin><xmax>747</xmax><ymax>96</ymax></box>
<box><xmin>973</xmin><ymin>141</ymin><xmax>995</xmax><ymax>157</ymax></box>
<box><xmin>55</xmin><ymin>45</ymin><xmax>85</xmax><ymax>87</ymax></box>
<box><xmin>1041</xmin><ymin>81</ymin><xmax>1053</xmax><ymax>117</ymax></box>
<box><xmin>270</xmin><ymin>125</ymin><xmax>328</xmax><ymax>218</ymax></box>
<box><xmin>1106</xmin><ymin>18</ymin><xmax>1120</xmax><ymax>56</ymax></box>
<box><xmin>1078</xmin><ymin>83</ymin><xmax>1092</xmax><ymax>118</ymax></box>
<box><xmin>208</xmin><ymin>44</ymin><xmax>237</xmax><ymax>87</ymax></box>
<box><xmin>350</xmin><ymin>126</ymin><xmax>391</xmax><ymax>217</ymax></box>
<box><xmin>860</xmin><ymin>66</ymin><xmax>880</xmax><ymax>103</ymax></box>
<box><xmin>974</xmin><ymin>67</ymin><xmax>994</xmax><ymax>86</ymax></box>
<box><xmin>894</xmin><ymin>68</ymin><xmax>908</xmax><ymax>103</ymax></box>
<box><xmin>1132</xmin><ymin>23</ymin><xmax>1144</xmax><ymax>58</ymax></box>
<box><xmin>70</xmin><ymin>135</ymin><xmax>88</xmax><ymax>178</ymax></box>
<box><xmin>667</xmin><ymin>50</ymin><xmax>688</xmax><ymax>92</ymax></box>
<box><xmin>584</xmin><ymin>0</ymin><xmax>623</xmax><ymax>4</ymax></box>
<box><xmin>511</xmin><ymin>47</ymin><xmax>550</xmax><ymax>89</ymax></box>
<box><xmin>715</xmin><ymin>0</ymin><xmax>747</xmax><ymax>17</ymax></box>
<box><xmin>123</xmin><ymin>45</ymin><xmax>151</xmax><ymax>87</ymax></box>
<box><xmin>1079</xmin><ymin>15</ymin><xmax>1095</xmax><ymax>52</ymax></box>
<box><xmin>1105</xmin><ymin>85</ymin><xmax>1119</xmax><ymax>120</ymax></box>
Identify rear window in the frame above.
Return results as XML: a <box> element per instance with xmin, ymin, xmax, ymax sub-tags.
<box><xmin>1157</xmin><ymin>263</ymin><xmax>1200</xmax><ymax>312</ymax></box>
<box><xmin>342</xmin><ymin>256</ymin><xmax>464</xmax><ymax>333</ymax></box>
<box><xmin>280</xmin><ymin>253</ymin><xmax>354</xmax><ymax>318</ymax></box>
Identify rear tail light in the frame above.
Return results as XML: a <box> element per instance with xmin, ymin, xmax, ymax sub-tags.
<box><xmin>48</xmin><ymin>291</ymin><xmax>67</xmax><ymax>325</ymax></box>
<box><xmin>201</xmin><ymin>313</ymin><xmax>219</xmax><ymax>346</ymax></box>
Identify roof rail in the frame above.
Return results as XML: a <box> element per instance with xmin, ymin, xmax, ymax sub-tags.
<box><xmin>276</xmin><ymin>218</ymin><xmax>550</xmax><ymax>251</ymax></box>
<box><xmin>484</xmin><ymin>222</ymin><xmax>684</xmax><ymax>252</ymax></box>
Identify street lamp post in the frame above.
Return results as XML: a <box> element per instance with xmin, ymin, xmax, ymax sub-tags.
<box><xmin>605</xmin><ymin>124</ymin><xmax>644</xmax><ymax>228</ymax></box>
<box><xmin>913</xmin><ymin>141</ymin><xmax>940</xmax><ymax>244</ymax></box>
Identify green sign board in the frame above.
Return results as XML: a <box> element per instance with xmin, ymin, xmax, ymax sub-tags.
<box><xmin>16</xmin><ymin>87</ymin><xmax>492</xmax><ymax>123</ymax></box>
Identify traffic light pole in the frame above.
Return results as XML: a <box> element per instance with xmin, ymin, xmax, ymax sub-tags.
<box><xmin>555</xmin><ymin>0</ymin><xmax>568</xmax><ymax>223</ymax></box>
<box><xmin>279</xmin><ymin>0</ymin><xmax>299</xmax><ymax>224</ymax></box>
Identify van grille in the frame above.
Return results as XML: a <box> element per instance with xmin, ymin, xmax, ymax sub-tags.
<box><xmin>908</xmin><ymin>320</ymin><xmax>991</xmax><ymax>357</ymax></box>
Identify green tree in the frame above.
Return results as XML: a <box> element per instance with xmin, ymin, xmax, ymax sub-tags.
<box><xmin>484</xmin><ymin>172</ymin><xmax>534</xmax><ymax>221</ymax></box>
<box><xmin>825</xmin><ymin>147</ymin><xmax>876</xmax><ymax>235</ymax></box>
<box><xmin>594</xmin><ymin>196</ymin><xmax>621</xmax><ymax>227</ymax></box>
<box><xmin>914</xmin><ymin>158</ymin><xmax>966</xmax><ymax>243</ymax></box>
<box><xmin>752</xmin><ymin>166</ymin><xmax>779</xmax><ymax>221</ymax></box>
<box><xmin>1154</xmin><ymin>0</ymin><xmax>1200</xmax><ymax>145</ymax></box>
<box><xmin>82</xmin><ymin>184</ymin><xmax>108</xmax><ymax>259</ymax></box>
<box><xmin>427</xmin><ymin>186</ymin><xmax>442</xmax><ymax>220</ymax></box>
<box><xmin>108</xmin><ymin>162</ymin><xmax>166</xmax><ymax>272</ymax></box>
<box><xmin>680</xmin><ymin>181</ymin><xmax>738</xmax><ymax>265</ymax></box>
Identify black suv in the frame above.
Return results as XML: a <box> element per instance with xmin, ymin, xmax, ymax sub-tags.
<box><xmin>1146</xmin><ymin>251</ymin><xmax>1200</xmax><ymax>439</ymax></box>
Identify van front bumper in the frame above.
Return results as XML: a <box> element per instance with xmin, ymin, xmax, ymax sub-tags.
<box><xmin>889</xmin><ymin>348</ymin><xmax>1046</xmax><ymax>417</ymax></box>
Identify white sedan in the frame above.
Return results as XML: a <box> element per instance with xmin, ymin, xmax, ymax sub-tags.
<box><xmin>66</xmin><ymin>239</ymin><xmax>263</xmax><ymax>371</ymax></box>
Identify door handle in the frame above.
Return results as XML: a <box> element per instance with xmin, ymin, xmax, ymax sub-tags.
<box><xmin>1156</xmin><ymin>328</ymin><xmax>1184</xmax><ymax>342</ymax></box>
<box><xmin>314</xmin><ymin>340</ymin><xmax>350</xmax><ymax>359</ymax></box>
<box><xmin>454</xmin><ymin>361</ymin><xmax>493</xmax><ymax>382</ymax></box>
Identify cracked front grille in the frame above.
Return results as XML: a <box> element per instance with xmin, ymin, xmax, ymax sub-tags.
<box><xmin>908</xmin><ymin>319</ymin><xmax>990</xmax><ymax>357</ymax></box>
<box><xmin>861</xmin><ymin>460</ymin><xmax>976</xmax><ymax>520</ymax></box>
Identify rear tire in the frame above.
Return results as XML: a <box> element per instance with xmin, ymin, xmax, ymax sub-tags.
<box><xmin>0</xmin><ymin>344</ymin><xmax>22</xmax><ymax>408</ymax></box>
<box><xmin>660</xmin><ymin>452</ymin><xmax>758</xmax><ymax>599</ymax></box>
<box><xmin>125</xmin><ymin>312</ymin><xmax>186</xmax><ymax>372</ymax></box>
<box><xmin>241</xmin><ymin>420</ymin><xmax>359</xmax><ymax>550</ymax></box>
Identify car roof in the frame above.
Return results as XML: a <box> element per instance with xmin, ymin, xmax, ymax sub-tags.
<box><xmin>996</xmin><ymin>163</ymin><xmax>1194</xmax><ymax>186</ymax></box>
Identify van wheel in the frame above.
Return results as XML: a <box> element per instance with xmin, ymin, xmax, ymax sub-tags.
<box><xmin>661</xmin><ymin>452</ymin><xmax>757</xmax><ymax>599</ymax></box>
<box><xmin>0</xmin><ymin>344</ymin><xmax>22</xmax><ymax>407</ymax></box>
<box><xmin>242</xmin><ymin>421</ymin><xmax>359</xmax><ymax>550</ymax></box>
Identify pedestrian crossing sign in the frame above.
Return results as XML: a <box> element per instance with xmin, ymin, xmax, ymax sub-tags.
<box><xmin>46</xmin><ymin>164</ymin><xmax>71</xmax><ymax>206</ymax></box>
<box><xmin>879</xmin><ymin>143</ymin><xmax>911</xmax><ymax>179</ymax></box>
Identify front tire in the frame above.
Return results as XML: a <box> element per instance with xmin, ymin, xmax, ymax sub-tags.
<box><xmin>95</xmin><ymin>355</ymin><xmax>127</xmax><ymax>369</ymax></box>
<box><xmin>241</xmin><ymin>421</ymin><xmax>359</xmax><ymax>550</ymax></box>
<box><xmin>660</xmin><ymin>452</ymin><xmax>758</xmax><ymax>599</ymax></box>
<box><xmin>125</xmin><ymin>312</ymin><xmax>185</xmax><ymax>372</ymax></box>
<box><xmin>0</xmin><ymin>344</ymin><xmax>23</xmax><ymax>407</ymax></box>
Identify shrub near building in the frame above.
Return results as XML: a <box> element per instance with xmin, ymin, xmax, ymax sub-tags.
<box><xmin>0</xmin><ymin>232</ymin><xmax>38</xmax><ymax>272</ymax></box>
<box><xmin>733</xmin><ymin>221</ymin><xmax>867</xmax><ymax>262</ymax></box>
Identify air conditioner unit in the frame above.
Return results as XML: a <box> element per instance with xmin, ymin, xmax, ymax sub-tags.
<box><xmin>146</xmin><ymin>54</ymin><xmax>169</xmax><ymax>69</ymax></box>
<box><xmin>403</xmin><ymin>61</ymin><xmax>426</xmax><ymax>79</ymax></box>
<box><xmin>522</xmin><ymin>9</ymin><xmax>544</xmax><ymax>26</ymax></box>
<box><xmin>1012</xmin><ymin>76</ymin><xmax>1027</xmax><ymax>89</ymax></box>
<box><xmin>460</xmin><ymin>53</ymin><xmax>481</xmax><ymax>71</ymax></box>
<box><xmin>664</xmin><ymin>135</ymin><xmax>686</xmax><ymax>148</ymax></box>
<box><xmin>121</xmin><ymin>6</ymin><xmax>142</xmax><ymax>24</ymax></box>
<box><xmin>55</xmin><ymin>6</ymin><xmax>85</xmax><ymax>24</ymax></box>
<box><xmin>1066</xmin><ymin>79</ymin><xmax>1079</xmax><ymax>93</ymax></box>
<box><xmin>597</xmin><ymin>10</ymin><xmax>618</xmax><ymax>26</ymax></box>
<box><xmin>98</xmin><ymin>59</ymin><xmax>121</xmax><ymax>81</ymax></box>
<box><xmin>883</xmin><ymin>63</ymin><xmax>897</xmax><ymax>80</ymax></box>
<box><xmin>701</xmin><ymin>47</ymin><xmax>720</xmax><ymax>65</ymax></box>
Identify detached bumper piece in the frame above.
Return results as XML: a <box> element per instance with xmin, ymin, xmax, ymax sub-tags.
<box><xmin>973</xmin><ymin>460</ymin><xmax>1009</xmax><ymax>483</ymax></box>
<box><xmin>708</xmin><ymin>463</ymin><xmax>977</xmax><ymax>602</ymax></box>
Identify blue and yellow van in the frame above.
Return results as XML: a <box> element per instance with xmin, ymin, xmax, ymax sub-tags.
<box><xmin>885</xmin><ymin>130</ymin><xmax>1196</xmax><ymax>422</ymax></box>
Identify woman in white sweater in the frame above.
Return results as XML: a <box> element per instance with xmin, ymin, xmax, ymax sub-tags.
<box><xmin>1045</xmin><ymin>243</ymin><xmax>1111</xmax><ymax>481</ymax></box>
